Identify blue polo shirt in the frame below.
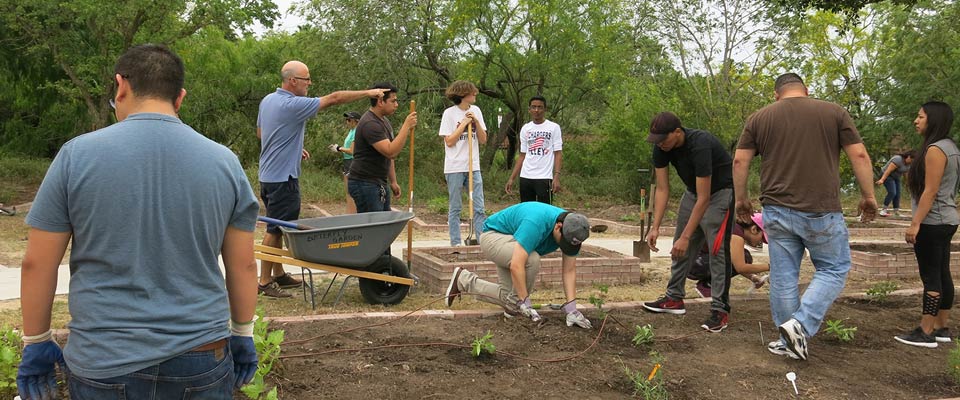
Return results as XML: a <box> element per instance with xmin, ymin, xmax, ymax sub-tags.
<box><xmin>482</xmin><ymin>202</ymin><xmax>569</xmax><ymax>256</ymax></box>
<box><xmin>257</xmin><ymin>88</ymin><xmax>321</xmax><ymax>183</ymax></box>
<box><xmin>27</xmin><ymin>113</ymin><xmax>260</xmax><ymax>379</ymax></box>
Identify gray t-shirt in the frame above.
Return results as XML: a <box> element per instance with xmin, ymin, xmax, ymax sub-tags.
<box><xmin>27</xmin><ymin>113</ymin><xmax>260</xmax><ymax>379</ymax></box>
<box><xmin>885</xmin><ymin>155</ymin><xmax>909</xmax><ymax>180</ymax></box>
<box><xmin>913</xmin><ymin>139</ymin><xmax>960</xmax><ymax>226</ymax></box>
<box><xmin>257</xmin><ymin>88</ymin><xmax>321</xmax><ymax>183</ymax></box>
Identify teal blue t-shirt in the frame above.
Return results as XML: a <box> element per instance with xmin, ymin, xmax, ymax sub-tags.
<box><xmin>482</xmin><ymin>202</ymin><xmax>569</xmax><ymax>256</ymax></box>
<box><xmin>26</xmin><ymin>113</ymin><xmax>260</xmax><ymax>379</ymax></box>
<box><xmin>342</xmin><ymin>128</ymin><xmax>356</xmax><ymax>160</ymax></box>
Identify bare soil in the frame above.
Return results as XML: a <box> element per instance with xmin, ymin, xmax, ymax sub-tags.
<box><xmin>268</xmin><ymin>295</ymin><xmax>959</xmax><ymax>399</ymax></box>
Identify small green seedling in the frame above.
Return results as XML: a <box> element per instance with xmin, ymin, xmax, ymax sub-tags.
<box><xmin>588</xmin><ymin>284</ymin><xmax>610</xmax><ymax>317</ymax></box>
<box><xmin>471</xmin><ymin>330</ymin><xmax>496</xmax><ymax>357</ymax></box>
<box><xmin>866</xmin><ymin>281</ymin><xmax>900</xmax><ymax>302</ymax></box>
<box><xmin>632</xmin><ymin>324</ymin><xmax>655</xmax><ymax>347</ymax></box>
<box><xmin>241</xmin><ymin>307</ymin><xmax>285</xmax><ymax>400</ymax></box>
<box><xmin>0</xmin><ymin>325</ymin><xmax>22</xmax><ymax>398</ymax></box>
<box><xmin>824</xmin><ymin>319</ymin><xmax>857</xmax><ymax>342</ymax></box>
<box><xmin>621</xmin><ymin>351</ymin><xmax>668</xmax><ymax>399</ymax></box>
<box><xmin>948</xmin><ymin>339</ymin><xmax>960</xmax><ymax>384</ymax></box>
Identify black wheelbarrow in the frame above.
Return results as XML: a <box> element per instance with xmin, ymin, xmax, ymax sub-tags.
<box><xmin>256</xmin><ymin>211</ymin><xmax>415</xmax><ymax>307</ymax></box>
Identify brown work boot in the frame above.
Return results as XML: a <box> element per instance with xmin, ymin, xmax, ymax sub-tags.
<box><xmin>272</xmin><ymin>272</ymin><xmax>302</xmax><ymax>289</ymax></box>
<box><xmin>258</xmin><ymin>281</ymin><xmax>292</xmax><ymax>298</ymax></box>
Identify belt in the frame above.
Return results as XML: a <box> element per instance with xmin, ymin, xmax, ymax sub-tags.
<box><xmin>190</xmin><ymin>338</ymin><xmax>227</xmax><ymax>353</ymax></box>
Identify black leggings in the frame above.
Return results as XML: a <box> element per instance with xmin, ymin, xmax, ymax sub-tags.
<box><xmin>914</xmin><ymin>224</ymin><xmax>958</xmax><ymax>313</ymax></box>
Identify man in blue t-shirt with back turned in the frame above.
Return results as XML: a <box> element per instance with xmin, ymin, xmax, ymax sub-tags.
<box><xmin>256</xmin><ymin>60</ymin><xmax>388</xmax><ymax>297</ymax></box>
<box><xmin>18</xmin><ymin>44</ymin><xmax>260</xmax><ymax>399</ymax></box>
<box><xmin>443</xmin><ymin>202</ymin><xmax>594</xmax><ymax>329</ymax></box>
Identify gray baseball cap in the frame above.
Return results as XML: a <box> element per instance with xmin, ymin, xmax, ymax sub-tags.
<box><xmin>558</xmin><ymin>212</ymin><xmax>590</xmax><ymax>256</ymax></box>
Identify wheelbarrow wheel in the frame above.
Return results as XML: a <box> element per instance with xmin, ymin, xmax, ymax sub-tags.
<box><xmin>359</xmin><ymin>255</ymin><xmax>410</xmax><ymax>305</ymax></box>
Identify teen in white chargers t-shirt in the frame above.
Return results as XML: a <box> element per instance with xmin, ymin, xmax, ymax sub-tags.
<box><xmin>438</xmin><ymin>80</ymin><xmax>487</xmax><ymax>246</ymax></box>
<box><xmin>506</xmin><ymin>95</ymin><xmax>563</xmax><ymax>204</ymax></box>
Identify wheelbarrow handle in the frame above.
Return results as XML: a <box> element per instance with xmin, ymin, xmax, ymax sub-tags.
<box><xmin>257</xmin><ymin>216</ymin><xmax>315</xmax><ymax>230</ymax></box>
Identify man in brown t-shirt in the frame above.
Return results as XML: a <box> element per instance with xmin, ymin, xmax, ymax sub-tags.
<box><xmin>348</xmin><ymin>82</ymin><xmax>417</xmax><ymax>213</ymax></box>
<box><xmin>733</xmin><ymin>73</ymin><xmax>877</xmax><ymax>361</ymax></box>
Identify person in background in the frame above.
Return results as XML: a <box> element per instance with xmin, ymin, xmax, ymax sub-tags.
<box><xmin>329</xmin><ymin>111</ymin><xmax>361</xmax><ymax>214</ymax></box>
<box><xmin>256</xmin><ymin>60</ymin><xmax>387</xmax><ymax>298</ymax></box>
<box><xmin>688</xmin><ymin>213</ymin><xmax>769</xmax><ymax>299</ymax></box>
<box><xmin>877</xmin><ymin>150</ymin><xmax>917</xmax><ymax>217</ymax></box>
<box><xmin>505</xmin><ymin>95</ymin><xmax>563</xmax><ymax>204</ymax></box>
<box><xmin>895</xmin><ymin>101</ymin><xmax>959</xmax><ymax>348</ymax></box>
<box><xmin>438</xmin><ymin>80</ymin><xmax>487</xmax><ymax>246</ymax></box>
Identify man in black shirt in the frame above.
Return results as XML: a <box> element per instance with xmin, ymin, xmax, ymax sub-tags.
<box><xmin>641</xmin><ymin>112</ymin><xmax>734</xmax><ymax>333</ymax></box>
<box><xmin>348</xmin><ymin>82</ymin><xmax>417</xmax><ymax>213</ymax></box>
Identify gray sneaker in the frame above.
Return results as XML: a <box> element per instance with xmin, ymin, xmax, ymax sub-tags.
<box><xmin>778</xmin><ymin>318</ymin><xmax>809</xmax><ymax>360</ymax></box>
<box><xmin>258</xmin><ymin>281</ymin><xmax>293</xmax><ymax>298</ymax></box>
<box><xmin>933</xmin><ymin>327</ymin><xmax>955</xmax><ymax>343</ymax></box>
<box><xmin>895</xmin><ymin>327</ymin><xmax>938</xmax><ymax>348</ymax></box>
<box><xmin>767</xmin><ymin>340</ymin><xmax>800</xmax><ymax>360</ymax></box>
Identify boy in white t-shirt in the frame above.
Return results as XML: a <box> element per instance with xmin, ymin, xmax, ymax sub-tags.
<box><xmin>506</xmin><ymin>96</ymin><xmax>563</xmax><ymax>204</ymax></box>
<box><xmin>439</xmin><ymin>80</ymin><xmax>488</xmax><ymax>245</ymax></box>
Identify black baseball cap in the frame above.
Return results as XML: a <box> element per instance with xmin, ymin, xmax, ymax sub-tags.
<box><xmin>646</xmin><ymin>112</ymin><xmax>682</xmax><ymax>144</ymax></box>
<box><xmin>344</xmin><ymin>111</ymin><xmax>362</xmax><ymax>120</ymax></box>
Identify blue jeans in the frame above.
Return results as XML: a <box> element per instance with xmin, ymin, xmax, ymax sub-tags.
<box><xmin>763</xmin><ymin>205</ymin><xmax>850</xmax><ymax>337</ymax></box>
<box><xmin>445</xmin><ymin>171</ymin><xmax>486</xmax><ymax>245</ymax></box>
<box><xmin>67</xmin><ymin>344</ymin><xmax>235</xmax><ymax>400</ymax></box>
<box><xmin>882</xmin><ymin>177</ymin><xmax>901</xmax><ymax>209</ymax></box>
<box><xmin>348</xmin><ymin>179</ymin><xmax>391</xmax><ymax>213</ymax></box>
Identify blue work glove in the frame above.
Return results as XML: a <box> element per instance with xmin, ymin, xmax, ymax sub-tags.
<box><xmin>17</xmin><ymin>340</ymin><xmax>64</xmax><ymax>400</ymax></box>
<box><xmin>230</xmin><ymin>335</ymin><xmax>258</xmax><ymax>388</ymax></box>
<box><xmin>517</xmin><ymin>297</ymin><xmax>542</xmax><ymax>322</ymax></box>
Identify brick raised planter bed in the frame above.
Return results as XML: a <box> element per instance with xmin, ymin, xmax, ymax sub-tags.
<box><xmin>850</xmin><ymin>242</ymin><xmax>960</xmax><ymax>279</ymax></box>
<box><xmin>406</xmin><ymin>245</ymin><xmax>647</xmax><ymax>294</ymax></box>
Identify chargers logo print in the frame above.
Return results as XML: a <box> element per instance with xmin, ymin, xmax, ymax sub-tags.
<box><xmin>526</xmin><ymin>132</ymin><xmax>551</xmax><ymax>156</ymax></box>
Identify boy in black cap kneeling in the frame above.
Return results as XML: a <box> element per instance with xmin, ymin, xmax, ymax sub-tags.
<box><xmin>445</xmin><ymin>202</ymin><xmax>593</xmax><ymax>328</ymax></box>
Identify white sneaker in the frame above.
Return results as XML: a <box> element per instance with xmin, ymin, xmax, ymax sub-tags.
<box><xmin>444</xmin><ymin>267</ymin><xmax>464</xmax><ymax>307</ymax></box>
<box><xmin>778</xmin><ymin>319</ymin><xmax>809</xmax><ymax>360</ymax></box>
<box><xmin>878</xmin><ymin>209</ymin><xmax>889</xmax><ymax>217</ymax></box>
<box><xmin>767</xmin><ymin>340</ymin><xmax>800</xmax><ymax>359</ymax></box>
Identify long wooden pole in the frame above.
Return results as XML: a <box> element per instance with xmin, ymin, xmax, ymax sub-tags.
<box><xmin>406</xmin><ymin>100</ymin><xmax>416</xmax><ymax>271</ymax></box>
<box><xmin>466</xmin><ymin>121</ymin><xmax>475</xmax><ymax>244</ymax></box>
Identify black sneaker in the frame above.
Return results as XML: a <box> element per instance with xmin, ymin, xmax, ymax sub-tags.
<box><xmin>933</xmin><ymin>327</ymin><xmax>955</xmax><ymax>343</ymax></box>
<box><xmin>258</xmin><ymin>281</ymin><xmax>293</xmax><ymax>298</ymax></box>
<box><xmin>272</xmin><ymin>272</ymin><xmax>303</xmax><ymax>289</ymax></box>
<box><xmin>701</xmin><ymin>310</ymin><xmax>728</xmax><ymax>333</ymax></box>
<box><xmin>642</xmin><ymin>295</ymin><xmax>686</xmax><ymax>315</ymax></box>
<box><xmin>445</xmin><ymin>267</ymin><xmax>464</xmax><ymax>307</ymax></box>
<box><xmin>895</xmin><ymin>327</ymin><xmax>938</xmax><ymax>348</ymax></box>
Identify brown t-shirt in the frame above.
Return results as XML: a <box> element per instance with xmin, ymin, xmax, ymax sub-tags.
<box><xmin>737</xmin><ymin>97</ymin><xmax>862</xmax><ymax>212</ymax></box>
<box><xmin>349</xmin><ymin>110</ymin><xmax>394</xmax><ymax>185</ymax></box>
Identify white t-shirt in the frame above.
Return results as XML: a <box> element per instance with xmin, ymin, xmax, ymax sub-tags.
<box><xmin>439</xmin><ymin>105</ymin><xmax>487</xmax><ymax>173</ymax></box>
<box><xmin>519</xmin><ymin>119</ymin><xmax>563</xmax><ymax>179</ymax></box>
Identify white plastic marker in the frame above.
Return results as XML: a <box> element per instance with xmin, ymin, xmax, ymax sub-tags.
<box><xmin>759</xmin><ymin>321</ymin><xmax>764</xmax><ymax>344</ymax></box>
<box><xmin>786</xmin><ymin>371</ymin><xmax>798</xmax><ymax>395</ymax></box>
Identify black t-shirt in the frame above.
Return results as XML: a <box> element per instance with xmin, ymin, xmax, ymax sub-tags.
<box><xmin>349</xmin><ymin>110</ymin><xmax>394</xmax><ymax>184</ymax></box>
<box><xmin>653</xmin><ymin>128</ymin><xmax>733</xmax><ymax>194</ymax></box>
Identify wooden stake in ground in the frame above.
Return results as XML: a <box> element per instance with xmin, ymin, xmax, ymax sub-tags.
<box><xmin>407</xmin><ymin>100</ymin><xmax>416</xmax><ymax>271</ymax></box>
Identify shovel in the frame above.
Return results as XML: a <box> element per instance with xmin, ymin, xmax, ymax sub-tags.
<box><xmin>464</xmin><ymin>121</ymin><xmax>479</xmax><ymax>246</ymax></box>
<box><xmin>633</xmin><ymin>187</ymin><xmax>651</xmax><ymax>261</ymax></box>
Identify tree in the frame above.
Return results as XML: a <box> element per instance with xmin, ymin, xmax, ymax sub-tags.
<box><xmin>0</xmin><ymin>0</ymin><xmax>278</xmax><ymax>155</ymax></box>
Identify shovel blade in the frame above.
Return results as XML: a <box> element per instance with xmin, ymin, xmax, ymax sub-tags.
<box><xmin>633</xmin><ymin>241</ymin><xmax>651</xmax><ymax>262</ymax></box>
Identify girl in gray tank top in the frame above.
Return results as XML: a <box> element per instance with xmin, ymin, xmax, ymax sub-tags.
<box><xmin>896</xmin><ymin>101</ymin><xmax>960</xmax><ymax>349</ymax></box>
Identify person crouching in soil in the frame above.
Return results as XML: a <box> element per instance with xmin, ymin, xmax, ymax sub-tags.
<box><xmin>444</xmin><ymin>202</ymin><xmax>593</xmax><ymax>329</ymax></box>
